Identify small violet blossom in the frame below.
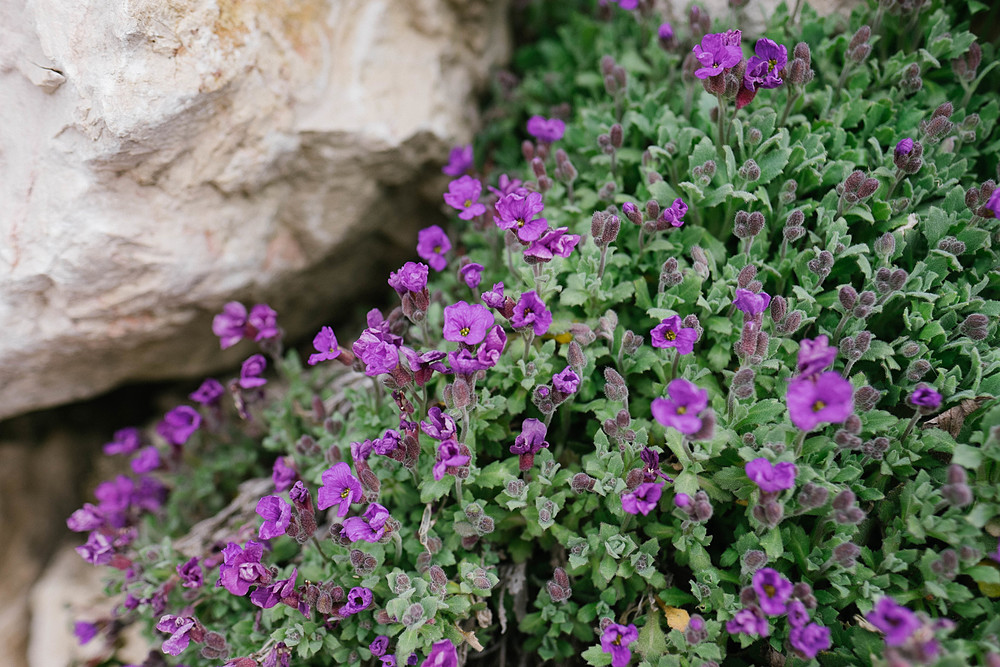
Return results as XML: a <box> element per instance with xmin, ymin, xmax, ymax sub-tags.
<box><xmin>389</xmin><ymin>261</ymin><xmax>430</xmax><ymax>294</ymax></box>
<box><xmin>726</xmin><ymin>607</ymin><xmax>770</xmax><ymax>637</ymax></box>
<box><xmin>373</xmin><ymin>429</ymin><xmax>402</xmax><ymax>455</ymax></box>
<box><xmin>651</xmin><ymin>378</ymin><xmax>709</xmax><ymax>434</ymax></box>
<box><xmin>442</xmin><ymin>144</ymin><xmax>473</xmax><ymax>176</ymax></box>
<box><xmin>443</xmin><ymin>175</ymin><xmax>487</xmax><ymax>220</ymax></box>
<box><xmin>67</xmin><ymin>504</ymin><xmax>104</xmax><ymax>532</ymax></box>
<box><xmin>442</xmin><ymin>301</ymin><xmax>495</xmax><ymax>345</ymax></box>
<box><xmin>307</xmin><ymin>326</ymin><xmax>340</xmax><ymax>366</ymax></box>
<box><xmin>797</xmin><ymin>335</ymin><xmax>837</xmax><ymax>378</ymax></box>
<box><xmin>103</xmin><ymin>427</ymin><xmax>141</xmax><ymax>455</ymax></box>
<box><xmin>476</xmin><ymin>325</ymin><xmax>507</xmax><ymax>368</ymax></box>
<box><xmin>600</xmin><ymin>623</ymin><xmax>638</xmax><ymax>667</ymax></box>
<box><xmin>752</xmin><ymin>567</ymin><xmax>793</xmax><ymax>615</ymax></box>
<box><xmin>621</xmin><ymin>482</ymin><xmax>663</xmax><ymax>516</ymax></box>
<box><xmin>370</xmin><ymin>636</ymin><xmax>390</xmax><ymax>658</ymax></box>
<box><xmin>526</xmin><ymin>115</ymin><xmax>566</xmax><ymax>143</ymax></box>
<box><xmin>156</xmin><ymin>406</ymin><xmax>201</xmax><ymax>446</ymax></box>
<box><xmin>417</xmin><ymin>225</ymin><xmax>451</xmax><ymax>271</ymax></box>
<box><xmin>212</xmin><ymin>301</ymin><xmax>248</xmax><ymax>349</ymax></box>
<box><xmin>786</xmin><ymin>371</ymin><xmax>854</xmax><ymax>431</ymax></box>
<box><xmin>895</xmin><ymin>138</ymin><xmax>914</xmax><ymax>159</ymax></box>
<box><xmin>511</xmin><ymin>418</ymin><xmax>549</xmax><ymax>471</ymax></box>
<box><xmin>459</xmin><ymin>262</ymin><xmax>484</xmax><ymax>289</ymax></box>
<box><xmin>76</xmin><ymin>531</ymin><xmax>114</xmax><ymax>565</ymax></box>
<box><xmin>156</xmin><ymin>615</ymin><xmax>197</xmax><ymax>656</ymax></box>
<box><xmin>74</xmin><ymin>621</ymin><xmax>98</xmax><ymax>645</ymax></box>
<box><xmin>524</xmin><ymin>227</ymin><xmax>581</xmax><ymax>262</ymax></box>
<box><xmin>640</xmin><ymin>448</ymin><xmax>673</xmax><ymax>482</ymax></box>
<box><xmin>402</xmin><ymin>348</ymin><xmax>448</xmax><ymax>387</ymax></box>
<box><xmin>316</xmin><ymin>463</ymin><xmax>363</xmax><ymax>517</ymax></box>
<box><xmin>239</xmin><ymin>354</ymin><xmax>268</xmax><ymax>389</ymax></box>
<box><xmin>250</xmin><ymin>567</ymin><xmax>298</xmax><ymax>610</ymax></box>
<box><xmin>256</xmin><ymin>495</ymin><xmax>291</xmax><ymax>540</ymax></box>
<box><xmin>692</xmin><ymin>32</ymin><xmax>743</xmax><ymax>79</ymax></box>
<box><xmin>190</xmin><ymin>378</ymin><xmax>225</xmax><ymax>405</ymax></box>
<box><xmin>352</xmin><ymin>329</ymin><xmax>400</xmax><ymax>377</ymax></box>
<box><xmin>482</xmin><ymin>282</ymin><xmax>506</xmax><ymax>310</ymax></box>
<box><xmin>867</xmin><ymin>597</ymin><xmax>922</xmax><ymax>646</ymax></box>
<box><xmin>433</xmin><ymin>440</ymin><xmax>470</xmax><ymax>481</ymax></box>
<box><xmin>177</xmin><ymin>556</ymin><xmax>203</xmax><ymax>588</ymax></box>
<box><xmin>342</xmin><ymin>503</ymin><xmax>392</xmax><ymax>543</ymax></box>
<box><xmin>218</xmin><ymin>540</ymin><xmax>269</xmax><ymax>596</ymax></box>
<box><xmin>986</xmin><ymin>188</ymin><xmax>1000</xmax><ymax>218</ymax></box>
<box><xmin>342</xmin><ymin>586</ymin><xmax>373</xmax><ymax>615</ymax></box>
<box><xmin>744</xmin><ymin>38</ymin><xmax>787</xmax><ymax>92</ymax></box>
<box><xmin>488</xmin><ymin>173</ymin><xmax>523</xmax><ymax>198</ymax></box>
<box><xmin>511</xmin><ymin>290</ymin><xmax>553</xmax><ymax>335</ymax></box>
<box><xmin>552</xmin><ymin>366</ymin><xmax>580</xmax><ymax>394</ymax></box>
<box><xmin>650</xmin><ymin>315</ymin><xmax>698</xmax><ymax>355</ymax></box>
<box><xmin>909</xmin><ymin>384</ymin><xmax>942</xmax><ymax>410</ymax></box>
<box><xmin>130</xmin><ymin>446</ymin><xmax>160</xmax><ymax>474</ymax></box>
<box><xmin>248</xmin><ymin>304</ymin><xmax>280</xmax><ymax>341</ymax></box>
<box><xmin>659</xmin><ymin>198</ymin><xmax>688</xmax><ymax>227</ymax></box>
<box><xmin>745</xmin><ymin>458</ymin><xmax>798</xmax><ymax>493</ymax></box>
<box><xmin>494</xmin><ymin>191</ymin><xmax>548</xmax><ymax>243</ymax></box>
<box><xmin>733</xmin><ymin>289</ymin><xmax>772</xmax><ymax>318</ymax></box>
<box><xmin>272</xmin><ymin>457</ymin><xmax>296</xmax><ymax>492</ymax></box>
<box><xmin>789</xmin><ymin>622</ymin><xmax>832</xmax><ymax>659</ymax></box>
<box><xmin>422</xmin><ymin>407</ymin><xmax>457</xmax><ymax>441</ymax></box>
<box><xmin>422</xmin><ymin>639</ymin><xmax>458</xmax><ymax>667</ymax></box>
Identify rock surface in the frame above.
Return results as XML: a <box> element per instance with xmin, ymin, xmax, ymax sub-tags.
<box><xmin>0</xmin><ymin>0</ymin><xmax>511</xmax><ymax>420</ymax></box>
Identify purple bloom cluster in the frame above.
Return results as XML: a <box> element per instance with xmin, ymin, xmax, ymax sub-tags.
<box><xmin>239</xmin><ymin>354</ymin><xmax>268</xmax><ymax>389</ymax></box>
<box><xmin>744</xmin><ymin>38</ymin><xmax>787</xmax><ymax>91</ymax></box>
<box><xmin>494</xmin><ymin>191</ymin><xmax>548</xmax><ymax>243</ymax></box>
<box><xmin>442</xmin><ymin>301</ymin><xmax>495</xmax><ymax>345</ymax></box>
<box><xmin>621</xmin><ymin>482</ymin><xmax>663</xmax><ymax>516</ymax></box>
<box><xmin>692</xmin><ymin>31</ymin><xmax>742</xmax><ymax>79</ymax></box>
<box><xmin>745</xmin><ymin>458</ymin><xmax>797</xmax><ymax>493</ymax></box>
<box><xmin>218</xmin><ymin>540</ymin><xmax>271</xmax><ymax>596</ymax></box>
<box><xmin>787</xmin><ymin>371</ymin><xmax>854</xmax><ymax>431</ymax></box>
<box><xmin>442</xmin><ymin>144</ymin><xmax>473</xmax><ymax>176</ymax></box>
<box><xmin>256</xmin><ymin>495</ymin><xmax>291</xmax><ymax>539</ymax></box>
<box><xmin>103</xmin><ymin>427</ymin><xmax>141</xmax><ymax>455</ymax></box>
<box><xmin>317</xmin><ymin>463</ymin><xmax>362</xmax><ymax>517</ymax></box>
<box><xmin>307</xmin><ymin>326</ymin><xmax>341</xmax><ymax>366</ymax></box>
<box><xmin>526</xmin><ymin>115</ymin><xmax>566</xmax><ymax>143</ymax></box>
<box><xmin>212</xmin><ymin>301</ymin><xmax>280</xmax><ymax>349</ymax></box>
<box><xmin>511</xmin><ymin>290</ymin><xmax>553</xmax><ymax>335</ymax></box>
<box><xmin>796</xmin><ymin>335</ymin><xmax>837</xmax><ymax>378</ymax></box>
<box><xmin>416</xmin><ymin>225</ymin><xmax>451</xmax><ymax>271</ymax></box>
<box><xmin>156</xmin><ymin>405</ymin><xmax>201</xmax><ymax>446</ymax></box>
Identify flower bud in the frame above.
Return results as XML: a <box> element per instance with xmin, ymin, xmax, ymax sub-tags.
<box><xmin>838</xmin><ymin>285</ymin><xmax>858</xmax><ymax>310</ymax></box>
<box><xmin>798</xmin><ymin>483</ymin><xmax>829</xmax><ymax>509</ymax></box>
<box><xmin>906</xmin><ymin>359</ymin><xmax>931</xmax><ymax>382</ymax></box>
<box><xmin>610</xmin><ymin>123</ymin><xmax>624</xmax><ymax>149</ymax></box>
<box><xmin>832</xmin><ymin>541</ymin><xmax>860</xmax><ymax>567</ymax></box>
<box><xmin>571</xmin><ymin>472</ymin><xmax>596</xmax><ymax>493</ymax></box>
<box><xmin>783</xmin><ymin>226</ymin><xmax>805</xmax><ymax>243</ymax></box>
<box><xmin>740</xmin><ymin>159</ymin><xmax>761</xmax><ymax>182</ymax></box>
<box><xmin>769</xmin><ymin>295</ymin><xmax>787</xmax><ymax>323</ymax></box>
<box><xmin>832</xmin><ymin>489</ymin><xmax>856</xmax><ymax>511</ymax></box>
<box><xmin>854</xmin><ymin>385</ymin><xmax>880</xmax><ymax>412</ymax></box>
<box><xmin>848</xmin><ymin>25</ymin><xmax>871</xmax><ymax>51</ymax></box>
<box><xmin>747</xmin><ymin>127</ymin><xmax>762</xmax><ymax>145</ymax></box>
<box><xmin>873</xmin><ymin>232</ymin><xmax>895</xmax><ymax>259</ymax></box>
<box><xmin>777</xmin><ymin>310</ymin><xmax>802</xmax><ymax>334</ymax></box>
<box><xmin>622</xmin><ymin>202</ymin><xmax>642</xmax><ymax>225</ymax></box>
<box><xmin>645</xmin><ymin>200</ymin><xmax>660</xmax><ymax>220</ymax></box>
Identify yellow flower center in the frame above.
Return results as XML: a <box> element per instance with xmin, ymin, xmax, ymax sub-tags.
<box><xmin>460</xmin><ymin>327</ymin><xmax>470</xmax><ymax>337</ymax></box>
<box><xmin>665</xmin><ymin>330</ymin><xmax>676</xmax><ymax>341</ymax></box>
<box><xmin>464</xmin><ymin>199</ymin><xmax>472</xmax><ymax>208</ymax></box>
<box><xmin>340</xmin><ymin>488</ymin><xmax>350</xmax><ymax>499</ymax></box>
<box><xmin>768</xmin><ymin>58</ymin><xmax>777</xmax><ymax>71</ymax></box>
<box><xmin>812</xmin><ymin>400</ymin><xmax>826</xmax><ymax>412</ymax></box>
<box><xmin>516</xmin><ymin>218</ymin><xmax>525</xmax><ymax>228</ymax></box>
<box><xmin>612</xmin><ymin>636</ymin><xmax>622</xmax><ymax>646</ymax></box>
<box><xmin>434</xmin><ymin>245</ymin><xmax>442</xmax><ymax>253</ymax></box>
<box><xmin>764</xmin><ymin>584</ymin><xmax>776</xmax><ymax>597</ymax></box>
<box><xmin>676</xmin><ymin>406</ymin><xmax>687</xmax><ymax>414</ymax></box>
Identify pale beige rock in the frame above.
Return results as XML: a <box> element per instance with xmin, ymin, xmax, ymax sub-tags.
<box><xmin>0</xmin><ymin>0</ymin><xmax>510</xmax><ymax>420</ymax></box>
<box><xmin>662</xmin><ymin>0</ymin><xmax>857</xmax><ymax>32</ymax></box>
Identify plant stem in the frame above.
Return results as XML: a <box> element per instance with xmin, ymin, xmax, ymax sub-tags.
<box><xmin>598</xmin><ymin>245</ymin><xmax>609</xmax><ymax>280</ymax></box>
<box><xmin>832</xmin><ymin>313</ymin><xmax>850</xmax><ymax>344</ymax></box>
<box><xmin>794</xmin><ymin>429</ymin><xmax>808</xmax><ymax>457</ymax></box>
<box><xmin>901</xmin><ymin>409</ymin><xmax>921</xmax><ymax>440</ymax></box>
<box><xmin>311</xmin><ymin>536</ymin><xmax>334</xmax><ymax>563</ymax></box>
<box><xmin>779</xmin><ymin>88</ymin><xmax>800</xmax><ymax>128</ymax></box>
<box><xmin>716</xmin><ymin>93</ymin><xmax>727</xmax><ymax>156</ymax></box>
<box><xmin>670</xmin><ymin>349</ymin><xmax>680</xmax><ymax>382</ymax></box>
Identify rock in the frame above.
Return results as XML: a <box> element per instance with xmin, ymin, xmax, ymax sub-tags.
<box><xmin>664</xmin><ymin>0</ymin><xmax>857</xmax><ymax>32</ymax></box>
<box><xmin>0</xmin><ymin>0</ymin><xmax>511</xmax><ymax>420</ymax></box>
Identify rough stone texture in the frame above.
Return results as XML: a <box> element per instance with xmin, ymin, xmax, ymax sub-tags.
<box><xmin>0</xmin><ymin>0</ymin><xmax>511</xmax><ymax>421</ymax></box>
<box><xmin>664</xmin><ymin>0</ymin><xmax>858</xmax><ymax>32</ymax></box>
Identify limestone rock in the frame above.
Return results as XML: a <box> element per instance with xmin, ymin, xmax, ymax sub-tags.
<box><xmin>0</xmin><ymin>0</ymin><xmax>510</xmax><ymax>420</ymax></box>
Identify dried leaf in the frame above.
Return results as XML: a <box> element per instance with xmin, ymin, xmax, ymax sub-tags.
<box><xmin>923</xmin><ymin>396</ymin><xmax>990</xmax><ymax>437</ymax></box>
<box><xmin>454</xmin><ymin>623</ymin><xmax>484</xmax><ymax>651</ymax></box>
<box><xmin>663</xmin><ymin>606</ymin><xmax>690</xmax><ymax>631</ymax></box>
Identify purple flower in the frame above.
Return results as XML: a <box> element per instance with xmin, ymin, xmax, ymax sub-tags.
<box><xmin>132</xmin><ymin>476</ymin><xmax>166</xmax><ymax>513</ymax></box>
<box><xmin>307</xmin><ymin>326</ymin><xmax>340</xmax><ymax>366</ymax></box>
<box><xmin>553</xmin><ymin>367</ymin><xmax>580</xmax><ymax>394</ymax></box>
<box><xmin>422</xmin><ymin>639</ymin><xmax>458</xmax><ymax>667</ymax></box>
<box><xmin>895</xmin><ymin>138</ymin><xmax>914</xmax><ymax>159</ymax></box>
<box><xmin>797</xmin><ymin>335</ymin><xmax>837</xmax><ymax>377</ymax></box>
<box><xmin>488</xmin><ymin>173</ymin><xmax>524</xmax><ymax>198</ymax></box>
<box><xmin>524</xmin><ymin>227</ymin><xmax>581</xmax><ymax>262</ymax></box>
<box><xmin>342</xmin><ymin>503</ymin><xmax>392</xmax><ymax>542</ymax></box>
<box><xmin>370</xmin><ymin>635</ymin><xmax>390</xmax><ymax>657</ymax></box>
<box><xmin>389</xmin><ymin>261</ymin><xmax>430</xmax><ymax>294</ymax></box>
<box><xmin>272</xmin><ymin>457</ymin><xmax>296</xmax><ymax>492</ymax></box>
<box><xmin>256</xmin><ymin>495</ymin><xmax>292</xmax><ymax>540</ymax></box>
<box><xmin>443</xmin><ymin>175</ymin><xmax>487</xmax><ymax>220</ymax></box>
<box><xmin>421</xmin><ymin>407</ymin><xmax>457</xmax><ymax>441</ymax></box>
<box><xmin>443</xmin><ymin>301</ymin><xmax>495</xmax><ymax>345</ymax></box>
<box><xmin>417</xmin><ymin>225</ymin><xmax>451</xmax><ymax>271</ymax></box>
<box><xmin>131</xmin><ymin>446</ymin><xmax>160</xmax><ymax>474</ymax></box>
<box><xmin>459</xmin><ymin>262</ymin><xmax>484</xmax><ymax>289</ymax></box>
<box><xmin>74</xmin><ymin>621</ymin><xmax>98</xmax><ymax>645</ymax></box>
<box><xmin>433</xmin><ymin>439</ymin><xmax>470</xmax><ymax>481</ymax></box>
<box><xmin>218</xmin><ymin>540</ymin><xmax>268</xmax><ymax>596</ymax></box>
<box><xmin>744</xmin><ymin>38</ymin><xmax>787</xmax><ymax>92</ymax></box>
<box><xmin>103</xmin><ymin>427</ymin><xmax>141</xmax><ymax>455</ymax></box>
<box><xmin>986</xmin><ymin>188</ymin><xmax>1000</xmax><ymax>218</ymax></box>
<box><xmin>526</xmin><ymin>115</ymin><xmax>566</xmax><ymax>143</ymax></box>
<box><xmin>692</xmin><ymin>32</ymin><xmax>743</xmax><ymax>79</ymax></box>
<box><xmin>342</xmin><ymin>586</ymin><xmax>373</xmax><ymax>615</ymax></box>
<box><xmin>212</xmin><ymin>301</ymin><xmax>248</xmax><ymax>349</ymax></box>
<box><xmin>651</xmin><ymin>379</ymin><xmax>709</xmax><ymax>434</ymax></box>
<box><xmin>250</xmin><ymin>567</ymin><xmax>297</xmax><ymax>609</ymax></box>
<box><xmin>177</xmin><ymin>556</ymin><xmax>203</xmax><ymax>588</ymax></box>
<box><xmin>909</xmin><ymin>384</ymin><xmax>942</xmax><ymax>409</ymax></box>
<box><xmin>600</xmin><ymin>623</ymin><xmax>638</xmax><ymax>667</ymax></box>
<box><xmin>786</xmin><ymin>372</ymin><xmax>854</xmax><ymax>431</ymax></box>
<box><xmin>867</xmin><ymin>597</ymin><xmax>921</xmax><ymax>646</ymax></box>
<box><xmin>482</xmin><ymin>282</ymin><xmax>506</xmax><ymax>309</ymax></box>
<box><xmin>76</xmin><ymin>531</ymin><xmax>114</xmax><ymax>565</ymax></box>
<box><xmin>248</xmin><ymin>304</ymin><xmax>280</xmax><ymax>341</ymax></box>
<box><xmin>442</xmin><ymin>144</ymin><xmax>473</xmax><ymax>176</ymax></box>
<box><xmin>745</xmin><ymin>458</ymin><xmax>797</xmax><ymax>493</ymax></box>
<box><xmin>476</xmin><ymin>325</ymin><xmax>507</xmax><ymax>368</ymax></box>
<box><xmin>726</xmin><ymin>607</ymin><xmax>770</xmax><ymax>637</ymax></box>
<box><xmin>352</xmin><ymin>329</ymin><xmax>400</xmax><ymax>376</ymax></box>
<box><xmin>611</xmin><ymin>0</ymin><xmax>639</xmax><ymax>8</ymax></box>
<box><xmin>239</xmin><ymin>354</ymin><xmax>268</xmax><ymax>389</ymax></box>
<box><xmin>511</xmin><ymin>290</ymin><xmax>552</xmax><ymax>335</ymax></box>
<box><xmin>156</xmin><ymin>615</ymin><xmax>196</xmax><ymax>656</ymax></box>
<box><xmin>789</xmin><ymin>622</ymin><xmax>831</xmax><ymax>659</ymax></box>
<box><xmin>733</xmin><ymin>289</ymin><xmax>772</xmax><ymax>317</ymax></box>
<box><xmin>317</xmin><ymin>463</ymin><xmax>363</xmax><ymax>517</ymax></box>
<box><xmin>402</xmin><ymin>348</ymin><xmax>448</xmax><ymax>387</ymax></box>
<box><xmin>381</xmin><ymin>656</ymin><xmax>397</xmax><ymax>667</ymax></box>
<box><xmin>494</xmin><ymin>191</ymin><xmax>548</xmax><ymax>243</ymax></box>
<box><xmin>156</xmin><ymin>406</ymin><xmax>201</xmax><ymax>446</ymax></box>
<box><xmin>640</xmin><ymin>448</ymin><xmax>673</xmax><ymax>482</ymax></box>
<box><xmin>621</xmin><ymin>482</ymin><xmax>663</xmax><ymax>516</ymax></box>
<box><xmin>659</xmin><ymin>198</ymin><xmax>688</xmax><ymax>227</ymax></box>
<box><xmin>752</xmin><ymin>568</ymin><xmax>793</xmax><ymax>615</ymax></box>
<box><xmin>94</xmin><ymin>475</ymin><xmax>133</xmax><ymax>527</ymax></box>
<box><xmin>374</xmin><ymin>429</ymin><xmax>402</xmax><ymax>455</ymax></box>
<box><xmin>787</xmin><ymin>599</ymin><xmax>809</xmax><ymax>628</ymax></box>
<box><xmin>67</xmin><ymin>504</ymin><xmax>104</xmax><ymax>532</ymax></box>
<box><xmin>511</xmin><ymin>418</ymin><xmax>549</xmax><ymax>455</ymax></box>
<box><xmin>190</xmin><ymin>378</ymin><xmax>225</xmax><ymax>405</ymax></box>
<box><xmin>658</xmin><ymin>23</ymin><xmax>674</xmax><ymax>41</ymax></box>
<box><xmin>650</xmin><ymin>315</ymin><xmax>698</xmax><ymax>355</ymax></box>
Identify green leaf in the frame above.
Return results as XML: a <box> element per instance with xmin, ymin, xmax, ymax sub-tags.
<box><xmin>761</xmin><ymin>526</ymin><xmax>783</xmax><ymax>558</ymax></box>
<box><xmin>756</xmin><ymin>147</ymin><xmax>792</xmax><ymax>186</ymax></box>
<box><xmin>636</xmin><ymin>610</ymin><xmax>668</xmax><ymax>659</ymax></box>
<box><xmin>952</xmin><ymin>443</ymin><xmax>983</xmax><ymax>468</ymax></box>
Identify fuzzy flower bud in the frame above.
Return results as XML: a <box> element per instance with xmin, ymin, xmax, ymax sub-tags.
<box><xmin>832</xmin><ymin>542</ymin><xmax>860</xmax><ymax>568</ymax></box>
